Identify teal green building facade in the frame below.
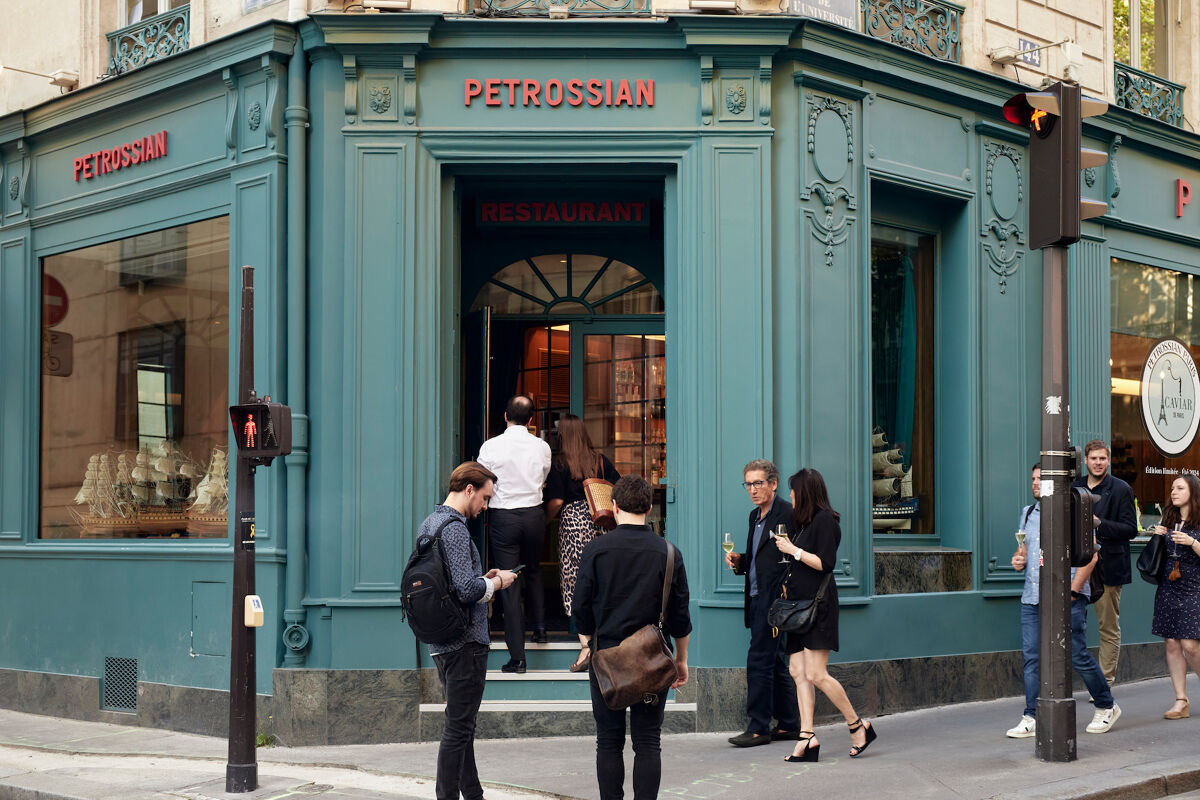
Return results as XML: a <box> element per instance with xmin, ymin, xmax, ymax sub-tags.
<box><xmin>2</xmin><ymin>12</ymin><xmax>1197</xmax><ymax>744</ymax></box>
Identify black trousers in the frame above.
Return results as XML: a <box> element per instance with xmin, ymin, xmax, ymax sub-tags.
<box><xmin>589</xmin><ymin>667</ymin><xmax>667</xmax><ymax>800</ymax></box>
<box><xmin>489</xmin><ymin>506</ymin><xmax>546</xmax><ymax>660</ymax></box>
<box><xmin>432</xmin><ymin>641</ymin><xmax>489</xmax><ymax>800</ymax></box>
<box><xmin>746</xmin><ymin>591</ymin><xmax>800</xmax><ymax>733</ymax></box>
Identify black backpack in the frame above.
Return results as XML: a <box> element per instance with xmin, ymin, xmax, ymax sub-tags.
<box><xmin>402</xmin><ymin>518</ymin><xmax>470</xmax><ymax>644</ymax></box>
<box><xmin>1023</xmin><ymin>503</ymin><xmax>1104</xmax><ymax>606</ymax></box>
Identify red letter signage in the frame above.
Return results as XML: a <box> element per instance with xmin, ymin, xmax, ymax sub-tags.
<box><xmin>74</xmin><ymin>131</ymin><xmax>169</xmax><ymax>182</ymax></box>
<box><xmin>463</xmin><ymin>78</ymin><xmax>654</xmax><ymax>109</ymax></box>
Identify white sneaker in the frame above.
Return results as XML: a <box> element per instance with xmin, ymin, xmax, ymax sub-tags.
<box><xmin>1086</xmin><ymin>704</ymin><xmax>1121</xmax><ymax>733</ymax></box>
<box><xmin>1006</xmin><ymin>715</ymin><xmax>1036</xmax><ymax>738</ymax></box>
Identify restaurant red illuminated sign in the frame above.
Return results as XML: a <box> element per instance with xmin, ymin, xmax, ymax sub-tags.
<box><xmin>73</xmin><ymin>131</ymin><xmax>168</xmax><ymax>182</ymax></box>
<box><xmin>478</xmin><ymin>200</ymin><xmax>649</xmax><ymax>226</ymax></box>
<box><xmin>464</xmin><ymin>78</ymin><xmax>653</xmax><ymax>108</ymax></box>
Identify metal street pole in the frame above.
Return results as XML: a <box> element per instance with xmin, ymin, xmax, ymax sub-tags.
<box><xmin>1036</xmin><ymin>245</ymin><xmax>1075</xmax><ymax>762</ymax></box>
<box><xmin>227</xmin><ymin>266</ymin><xmax>258</xmax><ymax>792</ymax></box>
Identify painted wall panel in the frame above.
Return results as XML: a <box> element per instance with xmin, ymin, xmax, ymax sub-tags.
<box><xmin>0</xmin><ymin>556</ymin><xmax>281</xmax><ymax>691</ymax></box>
<box><xmin>345</xmin><ymin>144</ymin><xmax>406</xmax><ymax>594</ymax></box>
<box><xmin>869</xmin><ymin>95</ymin><xmax>970</xmax><ymax>189</ymax></box>
<box><xmin>711</xmin><ymin>142</ymin><xmax>768</xmax><ymax>595</ymax></box>
<box><xmin>798</xmin><ymin>85</ymin><xmax>866</xmax><ymax>593</ymax></box>
<box><xmin>32</xmin><ymin>95</ymin><xmax>227</xmax><ymax>212</ymax></box>
<box><xmin>1</xmin><ymin>237</ymin><xmax>30</xmax><ymax>540</ymax></box>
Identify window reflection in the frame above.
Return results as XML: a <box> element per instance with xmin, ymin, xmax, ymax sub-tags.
<box><xmin>40</xmin><ymin>217</ymin><xmax>230</xmax><ymax>539</ymax></box>
<box><xmin>1110</xmin><ymin>258</ymin><xmax>1200</xmax><ymax>530</ymax></box>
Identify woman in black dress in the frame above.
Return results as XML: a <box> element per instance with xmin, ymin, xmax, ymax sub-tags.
<box><xmin>1151</xmin><ymin>473</ymin><xmax>1200</xmax><ymax>720</ymax></box>
<box><xmin>772</xmin><ymin>468</ymin><xmax>878</xmax><ymax>763</ymax></box>
<box><xmin>545</xmin><ymin>415</ymin><xmax>620</xmax><ymax>671</ymax></box>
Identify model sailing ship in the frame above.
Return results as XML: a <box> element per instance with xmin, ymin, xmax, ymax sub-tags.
<box><xmin>72</xmin><ymin>442</ymin><xmax>228</xmax><ymax>537</ymax></box>
<box><xmin>871</xmin><ymin>427</ymin><xmax>919</xmax><ymax>531</ymax></box>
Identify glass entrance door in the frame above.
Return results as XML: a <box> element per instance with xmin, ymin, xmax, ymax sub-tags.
<box><xmin>576</xmin><ymin>328</ymin><xmax>667</xmax><ymax>533</ymax></box>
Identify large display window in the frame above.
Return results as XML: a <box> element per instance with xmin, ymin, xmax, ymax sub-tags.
<box><xmin>39</xmin><ymin>217</ymin><xmax>230</xmax><ymax>539</ymax></box>
<box><xmin>870</xmin><ymin>225</ymin><xmax>935</xmax><ymax>535</ymax></box>
<box><xmin>1110</xmin><ymin>256</ymin><xmax>1200</xmax><ymax>530</ymax></box>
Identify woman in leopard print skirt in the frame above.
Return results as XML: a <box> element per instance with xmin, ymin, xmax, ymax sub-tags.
<box><xmin>545</xmin><ymin>415</ymin><xmax>620</xmax><ymax>671</ymax></box>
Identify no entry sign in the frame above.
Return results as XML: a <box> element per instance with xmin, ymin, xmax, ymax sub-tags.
<box><xmin>43</xmin><ymin>275</ymin><xmax>68</xmax><ymax>327</ymax></box>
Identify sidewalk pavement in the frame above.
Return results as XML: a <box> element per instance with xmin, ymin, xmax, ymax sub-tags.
<box><xmin>4</xmin><ymin>675</ymin><xmax>1200</xmax><ymax>800</ymax></box>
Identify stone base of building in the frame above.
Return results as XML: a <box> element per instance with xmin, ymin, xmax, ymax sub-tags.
<box><xmin>0</xmin><ymin>643</ymin><xmax>1169</xmax><ymax>745</ymax></box>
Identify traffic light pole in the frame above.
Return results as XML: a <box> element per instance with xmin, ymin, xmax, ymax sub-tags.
<box><xmin>227</xmin><ymin>266</ymin><xmax>258</xmax><ymax>792</ymax></box>
<box><xmin>1036</xmin><ymin>245</ymin><xmax>1075</xmax><ymax>762</ymax></box>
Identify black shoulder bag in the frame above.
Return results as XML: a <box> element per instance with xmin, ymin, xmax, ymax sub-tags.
<box><xmin>767</xmin><ymin>566</ymin><xmax>833</xmax><ymax>638</ymax></box>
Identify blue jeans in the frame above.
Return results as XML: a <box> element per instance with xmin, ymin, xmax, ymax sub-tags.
<box><xmin>1020</xmin><ymin>598</ymin><xmax>1114</xmax><ymax>718</ymax></box>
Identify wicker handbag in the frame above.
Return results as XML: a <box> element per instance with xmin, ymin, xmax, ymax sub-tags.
<box><xmin>582</xmin><ymin>455</ymin><xmax>616</xmax><ymax>530</ymax></box>
<box><xmin>591</xmin><ymin>542</ymin><xmax>678</xmax><ymax>710</ymax></box>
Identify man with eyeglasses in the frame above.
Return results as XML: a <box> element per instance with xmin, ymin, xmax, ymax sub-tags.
<box><xmin>723</xmin><ymin>459</ymin><xmax>800</xmax><ymax>747</ymax></box>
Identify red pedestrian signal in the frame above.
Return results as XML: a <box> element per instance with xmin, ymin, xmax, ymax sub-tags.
<box><xmin>229</xmin><ymin>400</ymin><xmax>292</xmax><ymax>464</ymax></box>
<box><xmin>1002</xmin><ymin>82</ymin><xmax>1109</xmax><ymax>249</ymax></box>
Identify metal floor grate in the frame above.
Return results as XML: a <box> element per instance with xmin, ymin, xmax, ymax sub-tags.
<box><xmin>102</xmin><ymin>656</ymin><xmax>138</xmax><ymax>712</ymax></box>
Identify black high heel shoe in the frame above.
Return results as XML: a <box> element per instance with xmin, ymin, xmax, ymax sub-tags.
<box><xmin>783</xmin><ymin>732</ymin><xmax>819</xmax><ymax>763</ymax></box>
<box><xmin>848</xmin><ymin>718</ymin><xmax>877</xmax><ymax>758</ymax></box>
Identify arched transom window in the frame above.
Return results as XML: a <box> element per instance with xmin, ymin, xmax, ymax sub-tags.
<box><xmin>471</xmin><ymin>253</ymin><xmax>663</xmax><ymax>316</ymax></box>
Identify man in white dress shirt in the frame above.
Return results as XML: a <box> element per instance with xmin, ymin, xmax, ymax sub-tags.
<box><xmin>478</xmin><ymin>395</ymin><xmax>553</xmax><ymax>672</ymax></box>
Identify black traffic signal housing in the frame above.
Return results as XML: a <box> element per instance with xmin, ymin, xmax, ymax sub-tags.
<box><xmin>1070</xmin><ymin>486</ymin><xmax>1098</xmax><ymax>568</ymax></box>
<box><xmin>230</xmin><ymin>399</ymin><xmax>292</xmax><ymax>465</ymax></box>
<box><xmin>1003</xmin><ymin>81</ymin><xmax>1108</xmax><ymax>249</ymax></box>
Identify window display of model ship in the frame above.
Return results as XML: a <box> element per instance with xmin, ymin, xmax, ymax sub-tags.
<box><xmin>72</xmin><ymin>442</ymin><xmax>228</xmax><ymax>537</ymax></box>
<box><xmin>871</xmin><ymin>427</ymin><xmax>919</xmax><ymax>531</ymax></box>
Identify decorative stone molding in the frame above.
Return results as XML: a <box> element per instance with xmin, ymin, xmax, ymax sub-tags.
<box><xmin>344</xmin><ymin>55</ymin><xmax>359</xmax><ymax>124</ymax></box>
<box><xmin>981</xmin><ymin>141</ymin><xmax>1024</xmax><ymax>294</ymax></box>
<box><xmin>700</xmin><ymin>56</ymin><xmax>713</xmax><ymax>126</ymax></box>
<box><xmin>8</xmin><ymin>176</ymin><xmax>18</xmax><ymax>202</ymax></box>
<box><xmin>758</xmin><ymin>56</ymin><xmax>771</xmax><ymax>126</ymax></box>
<box><xmin>1108</xmin><ymin>134</ymin><xmax>1123</xmax><ymax>203</ymax></box>
<box><xmin>222</xmin><ymin>68</ymin><xmax>238</xmax><ymax>159</ymax></box>
<box><xmin>369</xmin><ymin>85</ymin><xmax>392</xmax><ymax>115</ymax></box>
<box><xmin>725</xmin><ymin>84</ymin><xmax>747</xmax><ymax>115</ymax></box>
<box><xmin>802</xmin><ymin>93</ymin><xmax>856</xmax><ymax>269</ymax></box>
<box><xmin>248</xmin><ymin>102</ymin><xmax>263</xmax><ymax>131</ymax></box>
<box><xmin>402</xmin><ymin>54</ymin><xmax>417</xmax><ymax>125</ymax></box>
<box><xmin>263</xmin><ymin>55</ymin><xmax>284</xmax><ymax>152</ymax></box>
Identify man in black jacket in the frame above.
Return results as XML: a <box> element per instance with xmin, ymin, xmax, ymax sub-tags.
<box><xmin>724</xmin><ymin>459</ymin><xmax>800</xmax><ymax>747</ymax></box>
<box><xmin>1071</xmin><ymin>439</ymin><xmax>1138</xmax><ymax>684</ymax></box>
<box><xmin>574</xmin><ymin>475</ymin><xmax>691</xmax><ymax>800</ymax></box>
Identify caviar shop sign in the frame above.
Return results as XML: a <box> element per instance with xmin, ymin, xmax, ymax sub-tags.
<box><xmin>464</xmin><ymin>78</ymin><xmax>653</xmax><ymax>108</ymax></box>
<box><xmin>73</xmin><ymin>131</ymin><xmax>168</xmax><ymax>182</ymax></box>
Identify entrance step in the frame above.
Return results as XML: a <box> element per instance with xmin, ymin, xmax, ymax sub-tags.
<box><xmin>418</xmin><ymin>699</ymin><xmax>698</xmax><ymax>741</ymax></box>
<box><xmin>487</xmin><ymin>640</ymin><xmax>581</xmax><ymax>672</ymax></box>
<box><xmin>484</xmin><ymin>670</ymin><xmax>591</xmax><ymax>701</ymax></box>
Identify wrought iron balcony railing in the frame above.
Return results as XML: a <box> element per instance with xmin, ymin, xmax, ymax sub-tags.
<box><xmin>1114</xmin><ymin>61</ymin><xmax>1185</xmax><ymax>127</ymax></box>
<box><xmin>860</xmin><ymin>0</ymin><xmax>962</xmax><ymax>64</ymax></box>
<box><xmin>474</xmin><ymin>0</ymin><xmax>649</xmax><ymax>15</ymax></box>
<box><xmin>106</xmin><ymin>5</ymin><xmax>190</xmax><ymax>76</ymax></box>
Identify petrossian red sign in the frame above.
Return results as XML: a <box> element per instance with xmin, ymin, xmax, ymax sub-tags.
<box><xmin>73</xmin><ymin>131</ymin><xmax>168</xmax><ymax>182</ymax></box>
<box><xmin>478</xmin><ymin>200</ymin><xmax>650</xmax><ymax>226</ymax></box>
<box><xmin>463</xmin><ymin>78</ymin><xmax>653</xmax><ymax>108</ymax></box>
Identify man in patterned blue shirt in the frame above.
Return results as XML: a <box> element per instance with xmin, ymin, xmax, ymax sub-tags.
<box><xmin>424</xmin><ymin>462</ymin><xmax>518</xmax><ymax>800</ymax></box>
<box><xmin>1006</xmin><ymin>464</ymin><xmax>1119</xmax><ymax>739</ymax></box>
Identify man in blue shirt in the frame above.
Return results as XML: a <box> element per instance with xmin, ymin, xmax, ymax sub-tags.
<box><xmin>724</xmin><ymin>459</ymin><xmax>799</xmax><ymax>747</ymax></box>
<box><xmin>1007</xmin><ymin>464</ymin><xmax>1119</xmax><ymax>739</ymax></box>
<box><xmin>423</xmin><ymin>462</ymin><xmax>519</xmax><ymax>800</ymax></box>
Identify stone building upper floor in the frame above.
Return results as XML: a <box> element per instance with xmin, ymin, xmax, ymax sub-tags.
<box><xmin>1</xmin><ymin>0</ymin><xmax>1196</xmax><ymax>133</ymax></box>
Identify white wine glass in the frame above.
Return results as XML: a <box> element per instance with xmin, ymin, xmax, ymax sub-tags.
<box><xmin>722</xmin><ymin>532</ymin><xmax>735</xmax><ymax>567</ymax></box>
<box><xmin>774</xmin><ymin>524</ymin><xmax>791</xmax><ymax>564</ymax></box>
